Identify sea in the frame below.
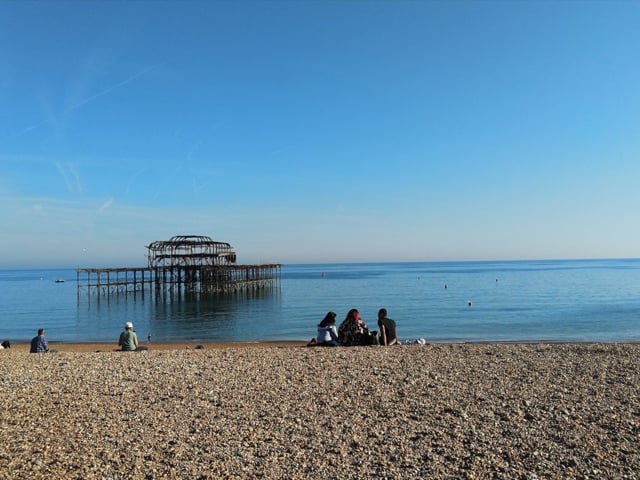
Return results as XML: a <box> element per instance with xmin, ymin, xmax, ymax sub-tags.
<box><xmin>1</xmin><ymin>259</ymin><xmax>639</xmax><ymax>345</ymax></box>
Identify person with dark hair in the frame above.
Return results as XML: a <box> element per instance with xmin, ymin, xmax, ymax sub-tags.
<box><xmin>338</xmin><ymin>308</ymin><xmax>377</xmax><ymax>346</ymax></box>
<box><xmin>0</xmin><ymin>340</ymin><xmax>10</xmax><ymax>349</ymax></box>
<box><xmin>316</xmin><ymin>311</ymin><xmax>340</xmax><ymax>346</ymax></box>
<box><xmin>30</xmin><ymin>329</ymin><xmax>49</xmax><ymax>353</ymax></box>
<box><xmin>377</xmin><ymin>308</ymin><xmax>400</xmax><ymax>346</ymax></box>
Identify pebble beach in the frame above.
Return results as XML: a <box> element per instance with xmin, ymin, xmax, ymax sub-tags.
<box><xmin>1</xmin><ymin>343</ymin><xmax>639</xmax><ymax>479</ymax></box>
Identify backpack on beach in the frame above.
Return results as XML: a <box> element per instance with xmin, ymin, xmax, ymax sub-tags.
<box><xmin>360</xmin><ymin>331</ymin><xmax>379</xmax><ymax>346</ymax></box>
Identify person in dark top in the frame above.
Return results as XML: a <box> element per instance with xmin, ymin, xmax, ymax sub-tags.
<box><xmin>30</xmin><ymin>328</ymin><xmax>49</xmax><ymax>353</ymax></box>
<box><xmin>377</xmin><ymin>308</ymin><xmax>399</xmax><ymax>346</ymax></box>
<box><xmin>338</xmin><ymin>308</ymin><xmax>375</xmax><ymax>346</ymax></box>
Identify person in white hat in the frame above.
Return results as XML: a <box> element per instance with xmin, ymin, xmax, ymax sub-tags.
<box><xmin>118</xmin><ymin>321</ymin><xmax>139</xmax><ymax>351</ymax></box>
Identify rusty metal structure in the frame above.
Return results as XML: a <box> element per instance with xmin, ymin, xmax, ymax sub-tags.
<box><xmin>77</xmin><ymin>235</ymin><xmax>280</xmax><ymax>297</ymax></box>
<box><xmin>146</xmin><ymin>235</ymin><xmax>237</xmax><ymax>268</ymax></box>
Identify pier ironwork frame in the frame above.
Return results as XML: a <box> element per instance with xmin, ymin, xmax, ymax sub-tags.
<box><xmin>76</xmin><ymin>235</ymin><xmax>281</xmax><ymax>297</ymax></box>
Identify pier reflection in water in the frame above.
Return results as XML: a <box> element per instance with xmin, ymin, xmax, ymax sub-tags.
<box><xmin>76</xmin><ymin>287</ymin><xmax>281</xmax><ymax>343</ymax></box>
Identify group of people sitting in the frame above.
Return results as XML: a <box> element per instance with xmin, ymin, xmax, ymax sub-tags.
<box><xmin>18</xmin><ymin>314</ymin><xmax>399</xmax><ymax>352</ymax></box>
<box><xmin>312</xmin><ymin>308</ymin><xmax>400</xmax><ymax>347</ymax></box>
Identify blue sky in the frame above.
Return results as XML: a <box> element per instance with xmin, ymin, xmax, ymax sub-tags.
<box><xmin>1</xmin><ymin>1</ymin><xmax>639</xmax><ymax>268</ymax></box>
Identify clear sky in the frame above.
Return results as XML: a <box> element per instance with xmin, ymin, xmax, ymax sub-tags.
<box><xmin>1</xmin><ymin>1</ymin><xmax>639</xmax><ymax>268</ymax></box>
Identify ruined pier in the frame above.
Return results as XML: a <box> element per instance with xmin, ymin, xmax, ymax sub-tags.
<box><xmin>76</xmin><ymin>235</ymin><xmax>281</xmax><ymax>297</ymax></box>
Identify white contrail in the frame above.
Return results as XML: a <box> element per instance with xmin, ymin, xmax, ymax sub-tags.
<box><xmin>68</xmin><ymin>163</ymin><xmax>82</xmax><ymax>193</ymax></box>
<box><xmin>20</xmin><ymin>119</ymin><xmax>49</xmax><ymax>134</ymax></box>
<box><xmin>68</xmin><ymin>63</ymin><xmax>161</xmax><ymax>111</ymax></box>
<box><xmin>18</xmin><ymin>63</ymin><xmax>162</xmax><ymax>135</ymax></box>
<box><xmin>55</xmin><ymin>162</ymin><xmax>72</xmax><ymax>192</ymax></box>
<box><xmin>54</xmin><ymin>162</ymin><xmax>83</xmax><ymax>193</ymax></box>
<box><xmin>99</xmin><ymin>198</ymin><xmax>113</xmax><ymax>211</ymax></box>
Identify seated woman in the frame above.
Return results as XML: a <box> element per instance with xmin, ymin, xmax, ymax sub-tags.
<box><xmin>316</xmin><ymin>311</ymin><xmax>340</xmax><ymax>346</ymax></box>
<box><xmin>118</xmin><ymin>322</ymin><xmax>139</xmax><ymax>351</ymax></box>
<box><xmin>338</xmin><ymin>308</ymin><xmax>370</xmax><ymax>346</ymax></box>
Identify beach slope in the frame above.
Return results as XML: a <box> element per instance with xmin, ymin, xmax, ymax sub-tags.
<box><xmin>1</xmin><ymin>343</ymin><xmax>638</xmax><ymax>479</ymax></box>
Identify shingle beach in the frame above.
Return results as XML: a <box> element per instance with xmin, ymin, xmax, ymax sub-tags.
<box><xmin>1</xmin><ymin>343</ymin><xmax>639</xmax><ymax>479</ymax></box>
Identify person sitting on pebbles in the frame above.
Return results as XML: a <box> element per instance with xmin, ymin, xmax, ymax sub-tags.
<box><xmin>118</xmin><ymin>322</ymin><xmax>139</xmax><ymax>351</ymax></box>
<box><xmin>316</xmin><ymin>311</ymin><xmax>340</xmax><ymax>347</ymax></box>
<box><xmin>30</xmin><ymin>328</ymin><xmax>49</xmax><ymax>353</ymax></box>
<box><xmin>338</xmin><ymin>308</ymin><xmax>378</xmax><ymax>346</ymax></box>
<box><xmin>377</xmin><ymin>308</ymin><xmax>400</xmax><ymax>346</ymax></box>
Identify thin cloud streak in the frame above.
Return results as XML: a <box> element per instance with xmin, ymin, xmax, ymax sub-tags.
<box><xmin>99</xmin><ymin>198</ymin><xmax>114</xmax><ymax>211</ymax></box>
<box><xmin>68</xmin><ymin>63</ymin><xmax>161</xmax><ymax>111</ymax></box>
<box><xmin>54</xmin><ymin>162</ymin><xmax>83</xmax><ymax>193</ymax></box>
<box><xmin>18</xmin><ymin>63</ymin><xmax>162</xmax><ymax>136</ymax></box>
<box><xmin>68</xmin><ymin>164</ymin><xmax>82</xmax><ymax>193</ymax></box>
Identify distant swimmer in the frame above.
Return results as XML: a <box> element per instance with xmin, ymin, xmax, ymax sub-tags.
<box><xmin>468</xmin><ymin>300</ymin><xmax>472</xmax><ymax>307</ymax></box>
<box><xmin>444</xmin><ymin>284</ymin><xmax>448</xmax><ymax>289</ymax></box>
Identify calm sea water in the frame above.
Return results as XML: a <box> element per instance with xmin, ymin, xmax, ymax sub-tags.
<box><xmin>1</xmin><ymin>259</ymin><xmax>639</xmax><ymax>344</ymax></box>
